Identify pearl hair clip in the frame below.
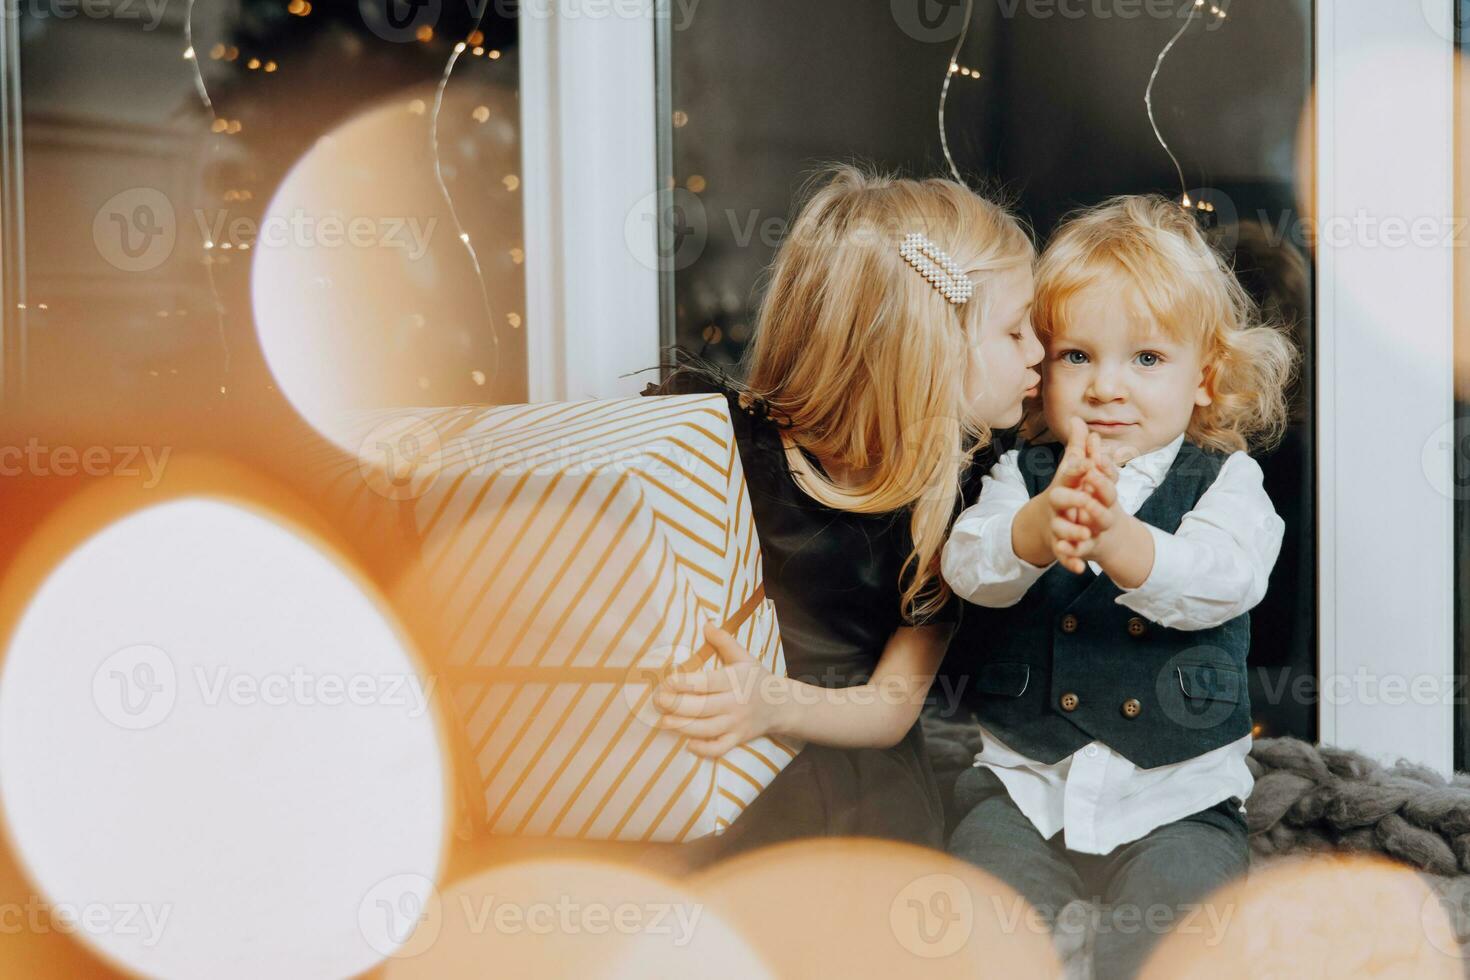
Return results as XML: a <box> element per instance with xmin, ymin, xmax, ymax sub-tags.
<box><xmin>898</xmin><ymin>232</ymin><xmax>974</xmax><ymax>306</ymax></box>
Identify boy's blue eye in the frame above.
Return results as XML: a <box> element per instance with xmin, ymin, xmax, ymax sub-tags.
<box><xmin>1061</xmin><ymin>351</ymin><xmax>1088</xmax><ymax>365</ymax></box>
<box><xmin>1136</xmin><ymin>352</ymin><xmax>1162</xmax><ymax>367</ymax></box>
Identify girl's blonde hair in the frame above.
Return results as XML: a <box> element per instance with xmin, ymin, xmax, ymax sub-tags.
<box><xmin>733</xmin><ymin>164</ymin><xmax>1034</xmax><ymax>624</ymax></box>
<box><xmin>1032</xmin><ymin>194</ymin><xmax>1298</xmax><ymax>455</ymax></box>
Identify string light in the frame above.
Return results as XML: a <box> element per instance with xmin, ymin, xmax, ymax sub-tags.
<box><xmin>430</xmin><ymin>27</ymin><xmax>502</xmax><ymax>391</ymax></box>
<box><xmin>938</xmin><ymin>0</ymin><xmax>976</xmax><ymax>183</ymax></box>
<box><xmin>1146</xmin><ymin>0</ymin><xmax>1227</xmax><ymax>210</ymax></box>
<box><xmin>183</xmin><ymin>0</ymin><xmax>231</xmax><ymax>387</ymax></box>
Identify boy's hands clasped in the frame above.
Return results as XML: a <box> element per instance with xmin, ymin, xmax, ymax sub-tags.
<box><xmin>1048</xmin><ymin>417</ymin><xmax>1124</xmax><ymax>574</ymax></box>
<box><xmin>1012</xmin><ymin>417</ymin><xmax>1153</xmax><ymax>586</ymax></box>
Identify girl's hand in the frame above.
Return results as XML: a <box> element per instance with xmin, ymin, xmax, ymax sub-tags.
<box><xmin>651</xmin><ymin>623</ymin><xmax>787</xmax><ymax>758</ymax></box>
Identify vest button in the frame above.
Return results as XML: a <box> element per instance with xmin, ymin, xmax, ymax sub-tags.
<box><xmin>1126</xmin><ymin>617</ymin><xmax>1148</xmax><ymax>638</ymax></box>
<box><xmin>1121</xmin><ymin>698</ymin><xmax>1142</xmax><ymax>718</ymax></box>
<box><xmin>1059</xmin><ymin>692</ymin><xmax>1080</xmax><ymax>712</ymax></box>
<box><xmin>1060</xmin><ymin>614</ymin><xmax>1079</xmax><ymax>634</ymax></box>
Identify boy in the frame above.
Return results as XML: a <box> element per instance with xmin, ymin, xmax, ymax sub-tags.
<box><xmin>942</xmin><ymin>195</ymin><xmax>1296</xmax><ymax>979</ymax></box>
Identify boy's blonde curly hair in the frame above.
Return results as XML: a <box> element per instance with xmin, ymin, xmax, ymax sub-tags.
<box><xmin>1033</xmin><ymin>194</ymin><xmax>1298</xmax><ymax>455</ymax></box>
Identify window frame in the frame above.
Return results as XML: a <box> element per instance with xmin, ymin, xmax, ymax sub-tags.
<box><xmin>1315</xmin><ymin>0</ymin><xmax>1458</xmax><ymax>774</ymax></box>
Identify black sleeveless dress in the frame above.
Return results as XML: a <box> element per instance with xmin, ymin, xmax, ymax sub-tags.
<box><xmin>642</xmin><ymin>366</ymin><xmax>957</xmax><ymax>868</ymax></box>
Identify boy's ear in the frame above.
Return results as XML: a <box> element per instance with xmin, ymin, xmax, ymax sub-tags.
<box><xmin>1195</xmin><ymin>362</ymin><xmax>1216</xmax><ymax>408</ymax></box>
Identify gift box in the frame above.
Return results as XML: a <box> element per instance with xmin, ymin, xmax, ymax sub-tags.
<box><xmin>315</xmin><ymin>394</ymin><xmax>800</xmax><ymax>842</ymax></box>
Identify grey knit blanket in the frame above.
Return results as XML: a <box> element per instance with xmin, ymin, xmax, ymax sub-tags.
<box><xmin>922</xmin><ymin>715</ymin><xmax>1470</xmax><ymax>975</ymax></box>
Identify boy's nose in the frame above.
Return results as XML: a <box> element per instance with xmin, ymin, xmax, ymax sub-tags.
<box><xmin>1086</xmin><ymin>368</ymin><xmax>1126</xmax><ymax>402</ymax></box>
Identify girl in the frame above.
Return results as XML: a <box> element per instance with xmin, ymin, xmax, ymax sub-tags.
<box><xmin>642</xmin><ymin>164</ymin><xmax>1040</xmax><ymax>867</ymax></box>
<box><xmin>941</xmin><ymin>195</ymin><xmax>1297</xmax><ymax>979</ymax></box>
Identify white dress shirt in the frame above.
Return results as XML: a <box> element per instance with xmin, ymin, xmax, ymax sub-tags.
<box><xmin>940</xmin><ymin>434</ymin><xmax>1285</xmax><ymax>855</ymax></box>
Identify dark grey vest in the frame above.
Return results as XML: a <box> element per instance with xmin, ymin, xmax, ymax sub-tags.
<box><xmin>950</xmin><ymin>439</ymin><xmax>1253</xmax><ymax>769</ymax></box>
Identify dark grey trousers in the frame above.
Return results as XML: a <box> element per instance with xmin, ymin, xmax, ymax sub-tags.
<box><xmin>947</xmin><ymin>765</ymin><xmax>1251</xmax><ymax>980</ymax></box>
